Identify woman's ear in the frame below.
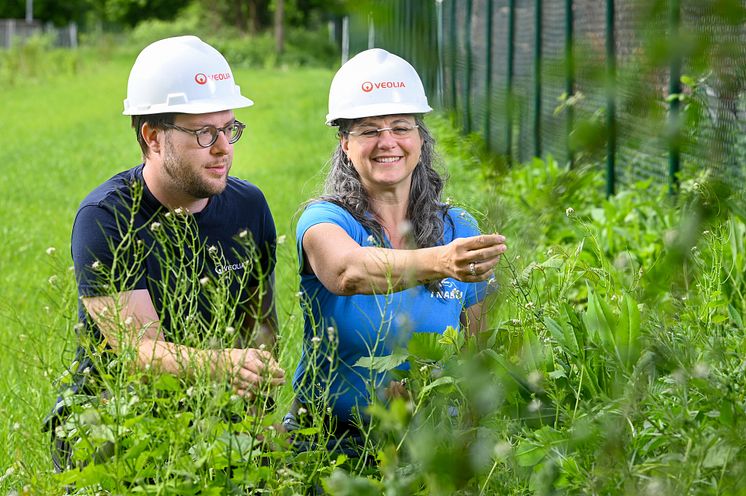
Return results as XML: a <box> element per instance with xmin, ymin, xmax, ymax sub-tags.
<box><xmin>340</xmin><ymin>135</ymin><xmax>350</xmax><ymax>155</ymax></box>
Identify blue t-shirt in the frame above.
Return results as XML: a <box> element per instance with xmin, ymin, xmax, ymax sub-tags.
<box><xmin>293</xmin><ymin>201</ymin><xmax>487</xmax><ymax>424</ymax></box>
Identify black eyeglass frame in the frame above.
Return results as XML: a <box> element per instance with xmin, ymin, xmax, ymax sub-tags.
<box><xmin>162</xmin><ymin>120</ymin><xmax>246</xmax><ymax>148</ymax></box>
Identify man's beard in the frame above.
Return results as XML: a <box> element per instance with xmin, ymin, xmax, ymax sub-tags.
<box><xmin>162</xmin><ymin>139</ymin><xmax>229</xmax><ymax>199</ymax></box>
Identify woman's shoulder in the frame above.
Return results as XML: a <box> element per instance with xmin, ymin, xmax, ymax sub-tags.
<box><xmin>301</xmin><ymin>200</ymin><xmax>355</xmax><ymax>220</ymax></box>
<box><xmin>443</xmin><ymin>206</ymin><xmax>481</xmax><ymax>238</ymax></box>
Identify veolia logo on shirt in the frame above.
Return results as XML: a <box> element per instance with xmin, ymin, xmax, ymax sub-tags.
<box><xmin>430</xmin><ymin>280</ymin><xmax>463</xmax><ymax>300</ymax></box>
<box><xmin>215</xmin><ymin>260</ymin><xmax>251</xmax><ymax>275</ymax></box>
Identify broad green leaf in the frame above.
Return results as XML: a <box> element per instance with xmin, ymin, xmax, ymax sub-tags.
<box><xmin>438</xmin><ymin>326</ymin><xmax>463</xmax><ymax>347</ymax></box>
<box><xmin>616</xmin><ymin>293</ymin><xmax>641</xmax><ymax>370</ymax></box>
<box><xmin>728</xmin><ymin>303</ymin><xmax>744</xmax><ymax>328</ymax></box>
<box><xmin>354</xmin><ymin>350</ymin><xmax>408</xmax><ymax>372</ymax></box>
<box><xmin>153</xmin><ymin>373</ymin><xmax>181</xmax><ymax>392</ymax></box>
<box><xmin>418</xmin><ymin>375</ymin><xmax>457</xmax><ymax>399</ymax></box>
<box><xmin>407</xmin><ymin>332</ymin><xmax>445</xmax><ymax>361</ymax></box>
<box><xmin>515</xmin><ymin>439</ymin><xmax>547</xmax><ymax>467</ymax></box>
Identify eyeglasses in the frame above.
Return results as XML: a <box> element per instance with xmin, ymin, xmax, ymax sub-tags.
<box><xmin>162</xmin><ymin>120</ymin><xmax>246</xmax><ymax>148</ymax></box>
<box><xmin>347</xmin><ymin>124</ymin><xmax>419</xmax><ymax>139</ymax></box>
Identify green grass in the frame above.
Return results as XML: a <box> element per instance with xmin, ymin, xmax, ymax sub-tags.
<box><xmin>0</xmin><ymin>48</ymin><xmax>486</xmax><ymax>491</ymax></box>
<box><xmin>5</xmin><ymin>45</ymin><xmax>745</xmax><ymax>495</ymax></box>
<box><xmin>0</xmin><ymin>52</ymin><xmax>336</xmax><ymax>489</ymax></box>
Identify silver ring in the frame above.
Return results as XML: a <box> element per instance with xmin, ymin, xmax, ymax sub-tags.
<box><xmin>469</xmin><ymin>262</ymin><xmax>477</xmax><ymax>276</ymax></box>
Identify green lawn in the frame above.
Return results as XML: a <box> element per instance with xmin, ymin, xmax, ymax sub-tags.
<box><xmin>0</xmin><ymin>54</ymin><xmax>337</xmax><ymax>487</ymax></box>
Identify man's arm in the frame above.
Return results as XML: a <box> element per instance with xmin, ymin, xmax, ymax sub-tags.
<box><xmin>82</xmin><ymin>289</ymin><xmax>284</xmax><ymax>396</ymax></box>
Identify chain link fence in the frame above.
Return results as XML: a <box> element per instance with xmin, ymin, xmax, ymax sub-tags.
<box><xmin>346</xmin><ymin>0</ymin><xmax>746</xmax><ymax>195</ymax></box>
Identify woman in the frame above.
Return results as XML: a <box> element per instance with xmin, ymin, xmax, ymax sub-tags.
<box><xmin>289</xmin><ymin>49</ymin><xmax>507</xmax><ymax>437</ymax></box>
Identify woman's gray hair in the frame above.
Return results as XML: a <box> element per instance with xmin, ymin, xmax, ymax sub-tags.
<box><xmin>317</xmin><ymin>116</ymin><xmax>452</xmax><ymax>288</ymax></box>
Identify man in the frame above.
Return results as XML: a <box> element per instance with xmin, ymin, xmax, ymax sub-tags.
<box><xmin>48</xmin><ymin>36</ymin><xmax>284</xmax><ymax>471</ymax></box>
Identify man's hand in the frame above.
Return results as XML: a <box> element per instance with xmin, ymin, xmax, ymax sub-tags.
<box><xmin>212</xmin><ymin>348</ymin><xmax>285</xmax><ymax>397</ymax></box>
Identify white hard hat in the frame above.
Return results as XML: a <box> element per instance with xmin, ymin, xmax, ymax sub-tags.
<box><xmin>123</xmin><ymin>35</ymin><xmax>253</xmax><ymax>115</ymax></box>
<box><xmin>325</xmin><ymin>48</ymin><xmax>432</xmax><ymax>126</ymax></box>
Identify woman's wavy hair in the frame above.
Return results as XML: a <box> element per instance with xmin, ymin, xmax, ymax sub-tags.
<box><xmin>317</xmin><ymin>115</ymin><xmax>452</xmax><ymax>254</ymax></box>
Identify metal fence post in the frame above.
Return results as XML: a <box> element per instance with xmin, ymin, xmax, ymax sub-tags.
<box><xmin>463</xmin><ymin>0</ymin><xmax>473</xmax><ymax>133</ymax></box>
<box><xmin>565</xmin><ymin>0</ymin><xmax>574</xmax><ymax>168</ymax></box>
<box><xmin>435</xmin><ymin>0</ymin><xmax>445</xmax><ymax>109</ymax></box>
<box><xmin>507</xmin><ymin>0</ymin><xmax>516</xmax><ymax>164</ymax></box>
<box><xmin>449</xmin><ymin>0</ymin><xmax>457</xmax><ymax>110</ymax></box>
<box><xmin>534</xmin><ymin>0</ymin><xmax>543</xmax><ymax>159</ymax></box>
<box><xmin>485</xmin><ymin>0</ymin><xmax>494</xmax><ymax>150</ymax></box>
<box><xmin>668</xmin><ymin>0</ymin><xmax>681</xmax><ymax>194</ymax></box>
<box><xmin>605</xmin><ymin>0</ymin><xmax>616</xmax><ymax>197</ymax></box>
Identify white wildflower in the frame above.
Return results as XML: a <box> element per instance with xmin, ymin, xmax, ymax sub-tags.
<box><xmin>46</xmin><ymin>246</ymin><xmax>56</xmax><ymax>256</ymax></box>
<box><xmin>208</xmin><ymin>245</ymin><xmax>218</xmax><ymax>255</ymax></box>
<box><xmin>276</xmin><ymin>234</ymin><xmax>287</xmax><ymax>244</ymax></box>
<box><xmin>493</xmin><ymin>441</ymin><xmax>512</xmax><ymax>459</ymax></box>
<box><xmin>12</xmin><ymin>422</ymin><xmax>20</xmax><ymax>431</ymax></box>
<box><xmin>259</xmin><ymin>343</ymin><xmax>266</xmax><ymax>351</ymax></box>
<box><xmin>48</xmin><ymin>275</ymin><xmax>58</xmax><ymax>286</ymax></box>
<box><xmin>83</xmin><ymin>367</ymin><xmax>91</xmax><ymax>375</ymax></box>
<box><xmin>527</xmin><ymin>371</ymin><xmax>542</xmax><ymax>388</ymax></box>
<box><xmin>164</xmin><ymin>212</ymin><xmax>171</xmax><ymax>218</ymax></box>
<box><xmin>73</xmin><ymin>323</ymin><xmax>84</xmax><ymax>331</ymax></box>
<box><xmin>91</xmin><ymin>260</ymin><xmax>101</xmax><ymax>271</ymax></box>
<box><xmin>419</xmin><ymin>364</ymin><xmax>429</xmax><ymax>373</ymax></box>
<box><xmin>174</xmin><ymin>207</ymin><xmax>184</xmax><ymax>216</ymax></box>
<box><xmin>297</xmin><ymin>407</ymin><xmax>307</xmax><ymax>415</ymax></box>
<box><xmin>239</xmin><ymin>229</ymin><xmax>248</xmax><ymax>238</ymax></box>
<box><xmin>311</xmin><ymin>336</ymin><xmax>322</xmax><ymax>347</ymax></box>
<box><xmin>524</xmin><ymin>301</ymin><xmax>534</xmax><ymax>309</ymax></box>
<box><xmin>366</xmin><ymin>234</ymin><xmax>376</xmax><ymax>244</ymax></box>
<box><xmin>149</xmin><ymin>222</ymin><xmax>161</xmax><ymax>232</ymax></box>
<box><xmin>186</xmin><ymin>386</ymin><xmax>194</xmax><ymax>397</ymax></box>
<box><xmin>663</xmin><ymin>229</ymin><xmax>678</xmax><ymax>247</ymax></box>
<box><xmin>225</xmin><ymin>326</ymin><xmax>235</xmax><ymax>335</ymax></box>
<box><xmin>693</xmin><ymin>362</ymin><xmax>710</xmax><ymax>379</ymax></box>
<box><xmin>230</xmin><ymin>394</ymin><xmax>241</xmax><ymax>403</ymax></box>
<box><xmin>510</xmin><ymin>319</ymin><xmax>521</xmax><ymax>326</ymax></box>
<box><xmin>565</xmin><ymin>207</ymin><xmax>575</xmax><ymax>217</ymax></box>
<box><xmin>527</xmin><ymin>398</ymin><xmax>542</xmax><ymax>412</ymax></box>
<box><xmin>199</xmin><ymin>276</ymin><xmax>209</xmax><ymax>286</ymax></box>
<box><xmin>124</xmin><ymin>316</ymin><xmax>133</xmax><ymax>326</ymax></box>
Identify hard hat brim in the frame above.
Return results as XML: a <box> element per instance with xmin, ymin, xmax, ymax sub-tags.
<box><xmin>123</xmin><ymin>95</ymin><xmax>254</xmax><ymax>116</ymax></box>
<box><xmin>325</xmin><ymin>102</ymin><xmax>433</xmax><ymax>126</ymax></box>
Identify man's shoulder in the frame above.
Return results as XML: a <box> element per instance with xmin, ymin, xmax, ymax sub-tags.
<box><xmin>223</xmin><ymin>176</ymin><xmax>268</xmax><ymax>204</ymax></box>
<box><xmin>78</xmin><ymin>165</ymin><xmax>143</xmax><ymax>212</ymax></box>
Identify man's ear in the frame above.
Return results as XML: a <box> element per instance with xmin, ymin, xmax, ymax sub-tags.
<box><xmin>141</xmin><ymin>122</ymin><xmax>161</xmax><ymax>155</ymax></box>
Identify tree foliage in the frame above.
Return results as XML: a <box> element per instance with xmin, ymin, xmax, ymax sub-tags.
<box><xmin>1</xmin><ymin>0</ymin><xmax>350</xmax><ymax>30</ymax></box>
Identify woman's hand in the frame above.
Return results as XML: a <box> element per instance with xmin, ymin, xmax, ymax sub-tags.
<box><xmin>438</xmin><ymin>233</ymin><xmax>507</xmax><ymax>281</ymax></box>
<box><xmin>210</xmin><ymin>348</ymin><xmax>285</xmax><ymax>398</ymax></box>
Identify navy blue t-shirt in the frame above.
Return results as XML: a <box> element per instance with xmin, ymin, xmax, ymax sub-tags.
<box><xmin>71</xmin><ymin>164</ymin><xmax>276</xmax><ymax>340</ymax></box>
<box><xmin>47</xmin><ymin>164</ymin><xmax>276</xmax><ymax>423</ymax></box>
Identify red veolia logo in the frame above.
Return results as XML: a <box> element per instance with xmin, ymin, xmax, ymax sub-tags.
<box><xmin>361</xmin><ymin>81</ymin><xmax>406</xmax><ymax>93</ymax></box>
<box><xmin>195</xmin><ymin>73</ymin><xmax>207</xmax><ymax>85</ymax></box>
